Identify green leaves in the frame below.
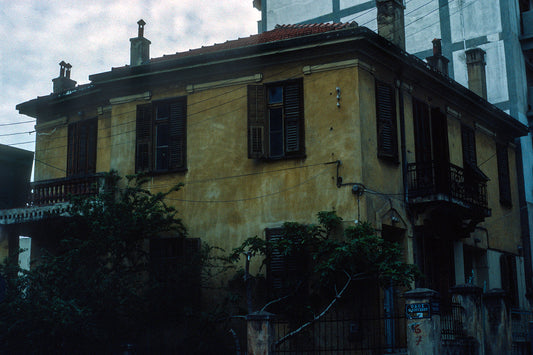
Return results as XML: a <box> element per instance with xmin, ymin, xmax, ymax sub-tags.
<box><xmin>230</xmin><ymin>211</ymin><xmax>418</xmax><ymax>314</ymax></box>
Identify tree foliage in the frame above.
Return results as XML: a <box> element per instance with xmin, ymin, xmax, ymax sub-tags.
<box><xmin>230</xmin><ymin>211</ymin><xmax>418</xmax><ymax>318</ymax></box>
<box><xmin>0</xmin><ymin>172</ymin><xmax>230</xmax><ymax>354</ymax></box>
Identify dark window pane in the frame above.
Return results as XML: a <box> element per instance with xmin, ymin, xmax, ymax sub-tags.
<box><xmin>268</xmin><ymin>86</ymin><xmax>283</xmax><ymax>104</ymax></box>
<box><xmin>270</xmin><ymin>108</ymin><xmax>283</xmax><ymax>157</ymax></box>
<box><xmin>156</xmin><ymin>147</ymin><xmax>169</xmax><ymax>170</ymax></box>
<box><xmin>156</xmin><ymin>103</ymin><xmax>170</xmax><ymax>120</ymax></box>
<box><xmin>156</xmin><ymin>124</ymin><xmax>170</xmax><ymax>147</ymax></box>
<box><xmin>269</xmin><ymin>108</ymin><xmax>283</xmax><ymax>131</ymax></box>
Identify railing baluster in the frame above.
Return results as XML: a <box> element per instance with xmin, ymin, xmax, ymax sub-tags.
<box><xmin>29</xmin><ymin>173</ymin><xmax>107</xmax><ymax>206</ymax></box>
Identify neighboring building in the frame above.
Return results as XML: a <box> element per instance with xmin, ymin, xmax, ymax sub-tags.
<box><xmin>0</xmin><ymin>144</ymin><xmax>33</xmax><ymax>262</ymax></box>
<box><xmin>2</xmin><ymin>10</ymin><xmax>529</xmax><ymax>351</ymax></box>
<box><xmin>254</xmin><ymin>0</ymin><xmax>533</xmax><ymax>298</ymax></box>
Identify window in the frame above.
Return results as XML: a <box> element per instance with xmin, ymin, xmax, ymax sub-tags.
<box><xmin>500</xmin><ymin>254</ymin><xmax>519</xmax><ymax>307</ymax></box>
<box><xmin>266</xmin><ymin>228</ymin><xmax>307</xmax><ymax>297</ymax></box>
<box><xmin>496</xmin><ymin>143</ymin><xmax>512</xmax><ymax>207</ymax></box>
<box><xmin>67</xmin><ymin>118</ymin><xmax>97</xmax><ymax>176</ymax></box>
<box><xmin>248</xmin><ymin>79</ymin><xmax>305</xmax><ymax>160</ymax></box>
<box><xmin>375</xmin><ymin>80</ymin><xmax>398</xmax><ymax>161</ymax></box>
<box><xmin>136</xmin><ymin>97</ymin><xmax>187</xmax><ymax>173</ymax></box>
<box><xmin>461</xmin><ymin>124</ymin><xmax>477</xmax><ymax>167</ymax></box>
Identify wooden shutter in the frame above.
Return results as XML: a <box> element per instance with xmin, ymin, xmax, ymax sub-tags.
<box><xmin>267</xmin><ymin>229</ymin><xmax>287</xmax><ymax>291</ymax></box>
<box><xmin>413</xmin><ymin>98</ymin><xmax>432</xmax><ymax>163</ymax></box>
<box><xmin>169</xmin><ymin>98</ymin><xmax>187</xmax><ymax>170</ymax></box>
<box><xmin>247</xmin><ymin>85</ymin><xmax>266</xmax><ymax>159</ymax></box>
<box><xmin>284</xmin><ymin>80</ymin><xmax>304</xmax><ymax>156</ymax></box>
<box><xmin>136</xmin><ymin>103</ymin><xmax>153</xmax><ymax>172</ymax></box>
<box><xmin>461</xmin><ymin>125</ymin><xmax>477</xmax><ymax>166</ymax></box>
<box><xmin>497</xmin><ymin>143</ymin><xmax>512</xmax><ymax>206</ymax></box>
<box><xmin>67</xmin><ymin>123</ymin><xmax>76</xmax><ymax>176</ymax></box>
<box><xmin>86</xmin><ymin>119</ymin><xmax>97</xmax><ymax>174</ymax></box>
<box><xmin>376</xmin><ymin>80</ymin><xmax>398</xmax><ymax>161</ymax></box>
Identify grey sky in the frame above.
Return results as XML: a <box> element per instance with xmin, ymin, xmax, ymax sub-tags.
<box><xmin>0</xmin><ymin>0</ymin><xmax>260</xmax><ymax>150</ymax></box>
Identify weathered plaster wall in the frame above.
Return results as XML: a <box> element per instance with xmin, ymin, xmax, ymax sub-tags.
<box><xmin>34</xmin><ymin>125</ymin><xmax>68</xmax><ymax>181</ymax></box>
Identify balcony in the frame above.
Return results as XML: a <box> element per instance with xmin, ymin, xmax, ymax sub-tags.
<box><xmin>407</xmin><ymin>161</ymin><xmax>490</xmax><ymax>218</ymax></box>
<box><xmin>0</xmin><ymin>173</ymin><xmax>109</xmax><ymax>224</ymax></box>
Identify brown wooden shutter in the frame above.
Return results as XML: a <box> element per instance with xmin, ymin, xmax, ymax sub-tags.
<box><xmin>284</xmin><ymin>79</ymin><xmax>304</xmax><ymax>157</ymax></box>
<box><xmin>376</xmin><ymin>80</ymin><xmax>398</xmax><ymax>161</ymax></box>
<box><xmin>248</xmin><ymin>85</ymin><xmax>266</xmax><ymax>159</ymax></box>
<box><xmin>136</xmin><ymin>103</ymin><xmax>153</xmax><ymax>173</ymax></box>
<box><xmin>169</xmin><ymin>98</ymin><xmax>187</xmax><ymax>170</ymax></box>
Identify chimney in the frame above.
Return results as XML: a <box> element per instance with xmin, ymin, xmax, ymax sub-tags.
<box><xmin>376</xmin><ymin>0</ymin><xmax>406</xmax><ymax>50</ymax></box>
<box><xmin>130</xmin><ymin>19</ymin><xmax>151</xmax><ymax>66</ymax></box>
<box><xmin>426</xmin><ymin>38</ymin><xmax>450</xmax><ymax>75</ymax></box>
<box><xmin>465</xmin><ymin>48</ymin><xmax>487</xmax><ymax>99</ymax></box>
<box><xmin>52</xmin><ymin>61</ymin><xmax>76</xmax><ymax>94</ymax></box>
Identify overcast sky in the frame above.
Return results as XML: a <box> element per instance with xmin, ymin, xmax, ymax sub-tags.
<box><xmin>0</xmin><ymin>0</ymin><xmax>261</xmax><ymax>151</ymax></box>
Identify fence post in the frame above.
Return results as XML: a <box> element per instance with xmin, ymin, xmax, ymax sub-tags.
<box><xmin>483</xmin><ymin>288</ymin><xmax>511</xmax><ymax>354</ymax></box>
<box><xmin>246</xmin><ymin>311</ymin><xmax>275</xmax><ymax>355</ymax></box>
<box><xmin>450</xmin><ymin>284</ymin><xmax>483</xmax><ymax>355</ymax></box>
<box><xmin>404</xmin><ymin>288</ymin><xmax>441</xmax><ymax>355</ymax></box>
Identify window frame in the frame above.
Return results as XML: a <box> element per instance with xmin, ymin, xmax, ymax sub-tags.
<box><xmin>135</xmin><ymin>97</ymin><xmax>187</xmax><ymax>174</ymax></box>
<box><xmin>248</xmin><ymin>79</ymin><xmax>305</xmax><ymax>160</ymax></box>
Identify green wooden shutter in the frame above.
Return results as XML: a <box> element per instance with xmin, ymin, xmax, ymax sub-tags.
<box><xmin>284</xmin><ymin>79</ymin><xmax>304</xmax><ymax>157</ymax></box>
<box><xmin>376</xmin><ymin>80</ymin><xmax>398</xmax><ymax>161</ymax></box>
<box><xmin>136</xmin><ymin>103</ymin><xmax>153</xmax><ymax>173</ymax></box>
<box><xmin>248</xmin><ymin>85</ymin><xmax>266</xmax><ymax>159</ymax></box>
<box><xmin>169</xmin><ymin>98</ymin><xmax>187</xmax><ymax>170</ymax></box>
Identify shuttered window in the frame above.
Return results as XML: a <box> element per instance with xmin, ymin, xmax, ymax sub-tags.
<box><xmin>461</xmin><ymin>125</ymin><xmax>477</xmax><ymax>167</ymax></box>
<box><xmin>135</xmin><ymin>97</ymin><xmax>187</xmax><ymax>173</ymax></box>
<box><xmin>67</xmin><ymin>118</ymin><xmax>97</xmax><ymax>176</ymax></box>
<box><xmin>266</xmin><ymin>228</ymin><xmax>306</xmax><ymax>297</ymax></box>
<box><xmin>375</xmin><ymin>80</ymin><xmax>398</xmax><ymax>162</ymax></box>
<box><xmin>248</xmin><ymin>79</ymin><xmax>305</xmax><ymax>160</ymax></box>
<box><xmin>496</xmin><ymin>143</ymin><xmax>512</xmax><ymax>207</ymax></box>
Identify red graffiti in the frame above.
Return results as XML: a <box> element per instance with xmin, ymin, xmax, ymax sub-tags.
<box><xmin>414</xmin><ymin>324</ymin><xmax>421</xmax><ymax>334</ymax></box>
<box><xmin>416</xmin><ymin>336</ymin><xmax>423</xmax><ymax>345</ymax></box>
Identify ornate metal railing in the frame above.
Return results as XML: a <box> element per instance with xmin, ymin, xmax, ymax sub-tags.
<box><xmin>407</xmin><ymin>161</ymin><xmax>488</xmax><ymax>209</ymax></box>
<box><xmin>29</xmin><ymin>173</ymin><xmax>109</xmax><ymax>206</ymax></box>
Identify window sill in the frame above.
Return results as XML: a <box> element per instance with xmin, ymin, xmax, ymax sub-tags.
<box><xmin>139</xmin><ymin>168</ymin><xmax>188</xmax><ymax>176</ymax></box>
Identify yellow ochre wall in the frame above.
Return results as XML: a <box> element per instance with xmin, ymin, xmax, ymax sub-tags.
<box><xmin>32</xmin><ymin>54</ymin><xmax>523</xmax><ymax>262</ymax></box>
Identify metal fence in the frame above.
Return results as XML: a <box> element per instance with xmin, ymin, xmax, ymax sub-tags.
<box><xmin>511</xmin><ymin>308</ymin><xmax>533</xmax><ymax>355</ymax></box>
<box><xmin>272</xmin><ymin>309</ymin><xmax>407</xmax><ymax>354</ymax></box>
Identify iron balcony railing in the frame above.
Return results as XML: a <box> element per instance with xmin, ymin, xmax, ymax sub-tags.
<box><xmin>29</xmin><ymin>173</ymin><xmax>109</xmax><ymax>206</ymax></box>
<box><xmin>407</xmin><ymin>161</ymin><xmax>488</xmax><ymax>210</ymax></box>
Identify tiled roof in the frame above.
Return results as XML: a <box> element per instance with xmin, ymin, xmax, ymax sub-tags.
<box><xmin>149</xmin><ymin>22</ymin><xmax>358</xmax><ymax>63</ymax></box>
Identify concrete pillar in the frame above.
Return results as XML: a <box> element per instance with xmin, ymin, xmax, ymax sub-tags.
<box><xmin>246</xmin><ymin>311</ymin><xmax>275</xmax><ymax>355</ymax></box>
<box><xmin>404</xmin><ymin>288</ymin><xmax>441</xmax><ymax>355</ymax></box>
<box><xmin>483</xmin><ymin>289</ymin><xmax>512</xmax><ymax>354</ymax></box>
<box><xmin>466</xmin><ymin>48</ymin><xmax>488</xmax><ymax>100</ymax></box>
<box><xmin>450</xmin><ymin>284</ymin><xmax>483</xmax><ymax>355</ymax></box>
<box><xmin>376</xmin><ymin>0</ymin><xmax>406</xmax><ymax>50</ymax></box>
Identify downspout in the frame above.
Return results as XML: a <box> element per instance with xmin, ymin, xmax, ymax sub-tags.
<box><xmin>398</xmin><ymin>80</ymin><xmax>419</xmax><ymax>283</ymax></box>
<box><xmin>515</xmin><ymin>138</ymin><xmax>533</xmax><ymax>302</ymax></box>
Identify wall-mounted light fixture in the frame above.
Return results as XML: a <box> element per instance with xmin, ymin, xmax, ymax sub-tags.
<box><xmin>336</xmin><ymin>87</ymin><xmax>341</xmax><ymax>108</ymax></box>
